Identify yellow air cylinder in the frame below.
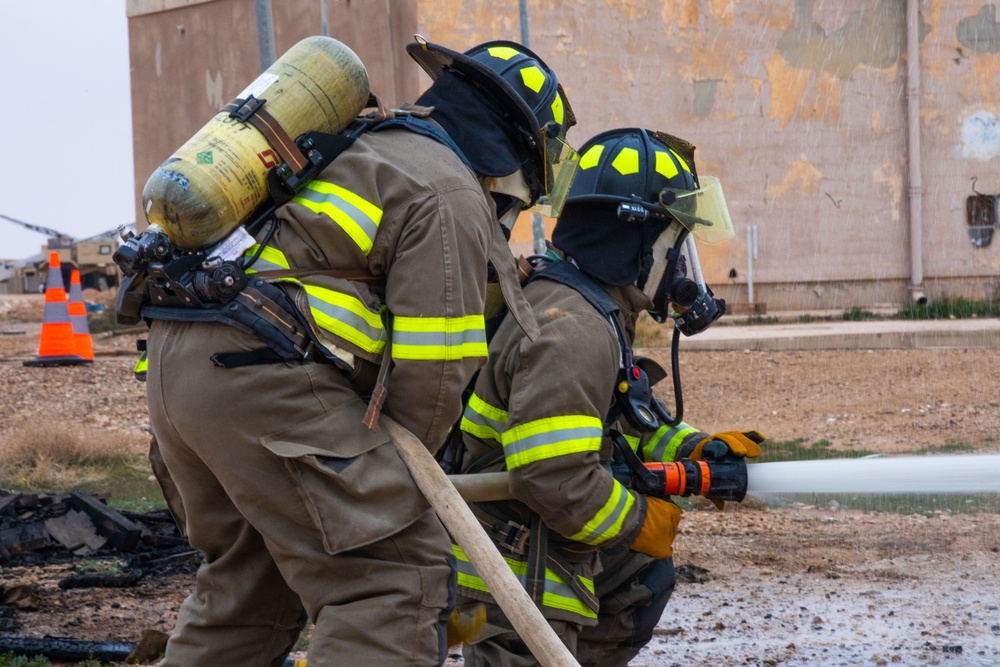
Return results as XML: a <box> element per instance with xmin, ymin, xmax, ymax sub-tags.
<box><xmin>142</xmin><ymin>36</ymin><xmax>370</xmax><ymax>250</ymax></box>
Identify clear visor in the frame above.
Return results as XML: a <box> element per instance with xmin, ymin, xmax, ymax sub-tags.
<box><xmin>530</xmin><ymin>133</ymin><xmax>580</xmax><ymax>218</ymax></box>
<box><xmin>658</xmin><ymin>175</ymin><xmax>734</xmax><ymax>245</ymax></box>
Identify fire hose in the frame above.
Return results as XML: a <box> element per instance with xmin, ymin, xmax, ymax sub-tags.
<box><xmin>446</xmin><ymin>437</ymin><xmax>750</xmax><ymax>505</ymax></box>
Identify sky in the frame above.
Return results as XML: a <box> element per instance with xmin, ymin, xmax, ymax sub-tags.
<box><xmin>0</xmin><ymin>1</ymin><xmax>134</xmax><ymax>260</ymax></box>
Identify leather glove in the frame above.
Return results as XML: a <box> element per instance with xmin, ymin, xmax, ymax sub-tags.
<box><xmin>629</xmin><ymin>496</ymin><xmax>682</xmax><ymax>559</ymax></box>
<box><xmin>446</xmin><ymin>603</ymin><xmax>486</xmax><ymax>647</ymax></box>
<box><xmin>689</xmin><ymin>430</ymin><xmax>765</xmax><ymax>461</ymax></box>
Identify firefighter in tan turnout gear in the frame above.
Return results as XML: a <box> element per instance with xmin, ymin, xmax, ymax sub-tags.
<box><xmin>121</xmin><ymin>38</ymin><xmax>577</xmax><ymax>667</ymax></box>
<box><xmin>448</xmin><ymin>128</ymin><xmax>764</xmax><ymax>666</ymax></box>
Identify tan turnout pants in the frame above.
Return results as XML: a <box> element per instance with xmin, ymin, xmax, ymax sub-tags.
<box><xmin>146</xmin><ymin>320</ymin><xmax>454</xmax><ymax>667</ymax></box>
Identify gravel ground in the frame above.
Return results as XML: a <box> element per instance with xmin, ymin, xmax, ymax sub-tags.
<box><xmin>3</xmin><ymin>292</ymin><xmax>1000</xmax><ymax>666</ymax></box>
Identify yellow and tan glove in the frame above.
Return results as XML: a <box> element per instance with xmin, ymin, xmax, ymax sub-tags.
<box><xmin>629</xmin><ymin>496</ymin><xmax>682</xmax><ymax>559</ymax></box>
<box><xmin>689</xmin><ymin>430</ymin><xmax>765</xmax><ymax>461</ymax></box>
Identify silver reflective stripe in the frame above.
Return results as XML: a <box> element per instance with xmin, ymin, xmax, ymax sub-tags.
<box><xmin>452</xmin><ymin>544</ymin><xmax>597</xmax><ymax>618</ymax></box>
<box><xmin>645</xmin><ymin>423</ymin><xmax>698</xmax><ymax>462</ymax></box>
<box><xmin>302</xmin><ymin>284</ymin><xmax>386</xmax><ymax>354</ymax></box>
<box><xmin>293</xmin><ymin>181</ymin><xmax>382</xmax><ymax>255</ymax></box>
<box><xmin>460</xmin><ymin>393</ymin><xmax>508</xmax><ymax>443</ymax></box>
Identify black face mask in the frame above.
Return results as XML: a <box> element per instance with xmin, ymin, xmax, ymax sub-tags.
<box><xmin>645</xmin><ymin>235</ymin><xmax>726</xmax><ymax>334</ymax></box>
<box><xmin>416</xmin><ymin>71</ymin><xmax>529</xmax><ymax>179</ymax></box>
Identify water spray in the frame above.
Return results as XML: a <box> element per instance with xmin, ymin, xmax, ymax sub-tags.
<box><xmin>745</xmin><ymin>454</ymin><xmax>1000</xmax><ymax>496</ymax></box>
<box><xmin>450</xmin><ymin>452</ymin><xmax>1000</xmax><ymax>504</ymax></box>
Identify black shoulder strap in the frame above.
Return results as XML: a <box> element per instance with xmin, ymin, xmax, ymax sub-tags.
<box><xmin>525</xmin><ymin>258</ymin><xmax>621</xmax><ymax>323</ymax></box>
<box><xmin>369</xmin><ymin>114</ymin><xmax>474</xmax><ymax>172</ymax></box>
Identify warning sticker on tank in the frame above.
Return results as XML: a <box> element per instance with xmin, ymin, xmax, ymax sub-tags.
<box><xmin>209</xmin><ymin>226</ymin><xmax>256</xmax><ymax>261</ymax></box>
<box><xmin>237</xmin><ymin>73</ymin><xmax>280</xmax><ymax>101</ymax></box>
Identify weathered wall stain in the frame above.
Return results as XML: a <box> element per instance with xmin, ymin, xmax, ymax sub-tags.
<box><xmin>961</xmin><ymin>110</ymin><xmax>1000</xmax><ymax>160</ymax></box>
<box><xmin>765</xmin><ymin>155</ymin><xmax>823</xmax><ymax>199</ymax></box>
<box><xmin>414</xmin><ymin>0</ymin><xmax>1000</xmax><ymax>303</ymax></box>
<box><xmin>693</xmin><ymin>79</ymin><xmax>720</xmax><ymax>118</ymax></box>
<box><xmin>957</xmin><ymin>5</ymin><xmax>1000</xmax><ymax>53</ymax></box>
<box><xmin>872</xmin><ymin>159</ymin><xmax>904</xmax><ymax>223</ymax></box>
<box><xmin>763</xmin><ymin>53</ymin><xmax>812</xmax><ymax>130</ymax></box>
<box><xmin>778</xmin><ymin>0</ymin><xmax>905</xmax><ymax>79</ymax></box>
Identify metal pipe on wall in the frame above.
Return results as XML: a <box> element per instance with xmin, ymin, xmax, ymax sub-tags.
<box><xmin>254</xmin><ymin>0</ymin><xmax>277</xmax><ymax>72</ymax></box>
<box><xmin>906</xmin><ymin>0</ymin><xmax>926</xmax><ymax>304</ymax></box>
<box><xmin>519</xmin><ymin>0</ymin><xmax>548</xmax><ymax>253</ymax></box>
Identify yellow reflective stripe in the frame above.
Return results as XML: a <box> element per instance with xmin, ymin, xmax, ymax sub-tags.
<box><xmin>655</xmin><ymin>151</ymin><xmax>679</xmax><ymax>179</ymax></box>
<box><xmin>391</xmin><ymin>314</ymin><xmax>487</xmax><ymax>361</ymax></box>
<box><xmin>671</xmin><ymin>148</ymin><xmax>692</xmax><ymax>174</ymax></box>
<box><xmin>487</xmin><ymin>46</ymin><xmax>521</xmax><ymax>60</ymax></box>
<box><xmin>551</xmin><ymin>92</ymin><xmax>565</xmax><ymax>126</ymax></box>
<box><xmin>568</xmin><ymin>480</ymin><xmax>635</xmax><ymax>546</ymax></box>
<box><xmin>611</xmin><ymin>147</ymin><xmax>639</xmax><ymax>175</ymax></box>
<box><xmin>244</xmin><ymin>244</ymin><xmax>290</xmax><ymax>273</ymax></box>
<box><xmin>643</xmin><ymin>423</ymin><xmax>698</xmax><ymax>462</ymax></box>
<box><xmin>452</xmin><ymin>545</ymin><xmax>597</xmax><ymax>619</ymax></box>
<box><xmin>621</xmin><ymin>433</ymin><xmax>640</xmax><ymax>451</ymax></box>
<box><xmin>293</xmin><ymin>180</ymin><xmax>382</xmax><ymax>255</ymax></box>
<box><xmin>301</xmin><ymin>284</ymin><xmax>386</xmax><ymax>354</ymax></box>
<box><xmin>520</xmin><ymin>65</ymin><xmax>545</xmax><ymax>93</ymax></box>
<box><xmin>460</xmin><ymin>392</ymin><xmax>508</xmax><ymax>443</ymax></box>
<box><xmin>579</xmin><ymin>144</ymin><xmax>604</xmax><ymax>170</ymax></box>
<box><xmin>501</xmin><ymin>415</ymin><xmax>602</xmax><ymax>469</ymax></box>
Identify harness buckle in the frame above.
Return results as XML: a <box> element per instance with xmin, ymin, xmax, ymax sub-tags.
<box><xmin>500</xmin><ymin>520</ymin><xmax>531</xmax><ymax>556</ymax></box>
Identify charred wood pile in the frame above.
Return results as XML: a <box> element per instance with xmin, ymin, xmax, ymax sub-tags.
<box><xmin>0</xmin><ymin>489</ymin><xmax>189</xmax><ymax>563</ymax></box>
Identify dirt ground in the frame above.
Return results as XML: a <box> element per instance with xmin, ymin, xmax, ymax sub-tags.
<box><xmin>2</xmin><ymin>292</ymin><xmax>1000</xmax><ymax>666</ymax></box>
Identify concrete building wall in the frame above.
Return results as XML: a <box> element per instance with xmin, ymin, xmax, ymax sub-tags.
<box><xmin>417</xmin><ymin>1</ymin><xmax>1000</xmax><ymax>310</ymax></box>
<box><xmin>123</xmin><ymin>1</ymin><xmax>1000</xmax><ymax>311</ymax></box>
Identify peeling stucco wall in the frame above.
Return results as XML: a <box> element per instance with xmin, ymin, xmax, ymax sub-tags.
<box><xmin>418</xmin><ymin>0</ymin><xmax>1000</xmax><ymax>307</ymax></box>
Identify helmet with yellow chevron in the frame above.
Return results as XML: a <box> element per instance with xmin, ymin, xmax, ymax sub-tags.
<box><xmin>552</xmin><ymin>128</ymin><xmax>734</xmax><ymax>334</ymax></box>
<box><xmin>407</xmin><ymin>36</ymin><xmax>578</xmax><ymax>217</ymax></box>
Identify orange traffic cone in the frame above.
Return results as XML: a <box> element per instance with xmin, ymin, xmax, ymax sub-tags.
<box><xmin>67</xmin><ymin>269</ymin><xmax>95</xmax><ymax>362</ymax></box>
<box><xmin>23</xmin><ymin>252</ymin><xmax>91</xmax><ymax>367</ymax></box>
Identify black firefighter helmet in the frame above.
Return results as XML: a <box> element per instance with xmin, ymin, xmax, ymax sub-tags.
<box><xmin>552</xmin><ymin>127</ymin><xmax>734</xmax><ymax>331</ymax></box>
<box><xmin>407</xmin><ymin>37</ymin><xmax>579</xmax><ymax>214</ymax></box>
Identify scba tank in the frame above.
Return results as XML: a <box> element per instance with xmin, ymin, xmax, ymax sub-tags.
<box><xmin>142</xmin><ymin>36</ymin><xmax>370</xmax><ymax>250</ymax></box>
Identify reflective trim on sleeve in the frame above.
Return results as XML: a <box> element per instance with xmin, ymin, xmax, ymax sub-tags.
<box><xmin>567</xmin><ymin>480</ymin><xmax>635</xmax><ymax>546</ymax></box>
<box><xmin>621</xmin><ymin>433</ymin><xmax>640</xmax><ymax>451</ymax></box>
<box><xmin>452</xmin><ymin>544</ymin><xmax>598</xmax><ymax>620</ymax></box>
<box><xmin>243</xmin><ymin>244</ymin><xmax>290</xmax><ymax>273</ymax></box>
<box><xmin>460</xmin><ymin>392</ymin><xmax>509</xmax><ymax>443</ymax></box>
<box><xmin>643</xmin><ymin>423</ymin><xmax>699</xmax><ymax>462</ymax></box>
<box><xmin>133</xmin><ymin>352</ymin><xmax>148</xmax><ymax>382</ymax></box>
<box><xmin>501</xmin><ymin>415</ymin><xmax>603</xmax><ymax>470</ymax></box>
<box><xmin>292</xmin><ymin>180</ymin><xmax>383</xmax><ymax>255</ymax></box>
<box><xmin>301</xmin><ymin>284</ymin><xmax>386</xmax><ymax>354</ymax></box>
<box><xmin>391</xmin><ymin>314</ymin><xmax>487</xmax><ymax>361</ymax></box>
<box><xmin>241</xmin><ymin>243</ymin><xmax>386</xmax><ymax>355</ymax></box>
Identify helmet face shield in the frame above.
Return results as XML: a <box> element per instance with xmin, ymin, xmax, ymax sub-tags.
<box><xmin>530</xmin><ymin>130</ymin><xmax>580</xmax><ymax>218</ymax></box>
<box><xmin>659</xmin><ymin>175</ymin><xmax>734</xmax><ymax>245</ymax></box>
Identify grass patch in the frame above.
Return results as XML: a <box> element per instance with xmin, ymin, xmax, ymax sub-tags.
<box><xmin>0</xmin><ymin>656</ymin><xmax>107</xmax><ymax>667</ymax></box>
<box><xmin>0</xmin><ymin>423</ymin><xmax>165</xmax><ymax>512</ymax></box>
<box><xmin>896</xmin><ymin>298</ymin><xmax>1000</xmax><ymax>320</ymax></box>
<box><xmin>842</xmin><ymin>307</ymin><xmax>878</xmax><ymax>321</ymax></box>
<box><xmin>744</xmin><ymin>315</ymin><xmax>779</xmax><ymax>325</ymax></box>
<box><xmin>757</xmin><ymin>438</ymin><xmax>878</xmax><ymax>463</ymax></box>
